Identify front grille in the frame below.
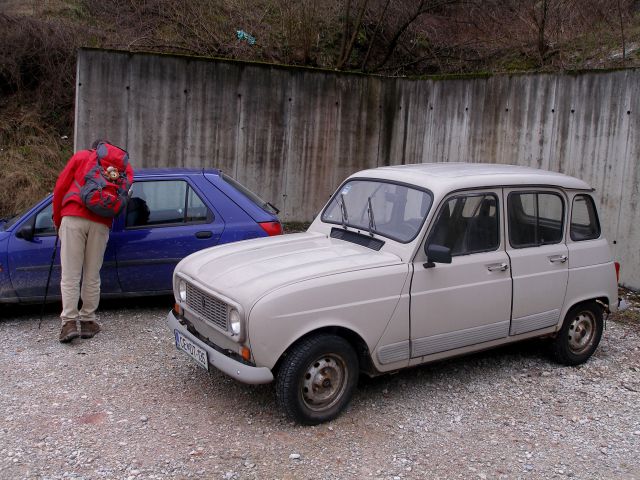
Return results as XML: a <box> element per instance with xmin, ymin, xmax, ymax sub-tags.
<box><xmin>185</xmin><ymin>283</ymin><xmax>229</xmax><ymax>331</ymax></box>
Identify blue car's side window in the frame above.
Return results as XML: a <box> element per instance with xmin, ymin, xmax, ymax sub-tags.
<box><xmin>125</xmin><ymin>180</ymin><xmax>211</xmax><ymax>229</ymax></box>
<box><xmin>186</xmin><ymin>187</ymin><xmax>208</xmax><ymax>222</ymax></box>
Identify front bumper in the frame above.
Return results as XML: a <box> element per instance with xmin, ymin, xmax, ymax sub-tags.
<box><xmin>166</xmin><ymin>311</ymin><xmax>274</xmax><ymax>384</ymax></box>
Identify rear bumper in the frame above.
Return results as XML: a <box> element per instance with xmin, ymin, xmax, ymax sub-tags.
<box><xmin>166</xmin><ymin>311</ymin><xmax>274</xmax><ymax>384</ymax></box>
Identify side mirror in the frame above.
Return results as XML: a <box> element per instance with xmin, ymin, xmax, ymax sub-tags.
<box><xmin>16</xmin><ymin>224</ymin><xmax>35</xmax><ymax>241</ymax></box>
<box><xmin>424</xmin><ymin>244</ymin><xmax>451</xmax><ymax>268</ymax></box>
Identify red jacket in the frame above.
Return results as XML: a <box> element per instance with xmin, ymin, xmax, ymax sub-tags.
<box><xmin>53</xmin><ymin>145</ymin><xmax>134</xmax><ymax>229</ymax></box>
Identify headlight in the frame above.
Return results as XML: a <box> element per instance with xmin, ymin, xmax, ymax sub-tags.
<box><xmin>229</xmin><ymin>308</ymin><xmax>241</xmax><ymax>335</ymax></box>
<box><xmin>178</xmin><ymin>279</ymin><xmax>187</xmax><ymax>302</ymax></box>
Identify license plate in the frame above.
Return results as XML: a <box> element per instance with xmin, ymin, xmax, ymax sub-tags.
<box><xmin>174</xmin><ymin>330</ymin><xmax>209</xmax><ymax>371</ymax></box>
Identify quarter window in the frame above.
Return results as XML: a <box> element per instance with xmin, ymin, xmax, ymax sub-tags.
<box><xmin>125</xmin><ymin>180</ymin><xmax>210</xmax><ymax>228</ymax></box>
<box><xmin>186</xmin><ymin>187</ymin><xmax>208</xmax><ymax>223</ymax></box>
<box><xmin>508</xmin><ymin>192</ymin><xmax>564</xmax><ymax>247</ymax></box>
<box><xmin>427</xmin><ymin>193</ymin><xmax>499</xmax><ymax>256</ymax></box>
<box><xmin>570</xmin><ymin>195</ymin><xmax>600</xmax><ymax>241</ymax></box>
<box><xmin>34</xmin><ymin>203</ymin><xmax>55</xmax><ymax>236</ymax></box>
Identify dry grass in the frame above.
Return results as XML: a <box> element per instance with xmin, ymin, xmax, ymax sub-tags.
<box><xmin>0</xmin><ymin>104</ymin><xmax>69</xmax><ymax>217</ymax></box>
<box><xmin>283</xmin><ymin>222</ymin><xmax>311</xmax><ymax>233</ymax></box>
<box><xmin>613</xmin><ymin>287</ymin><xmax>640</xmax><ymax>330</ymax></box>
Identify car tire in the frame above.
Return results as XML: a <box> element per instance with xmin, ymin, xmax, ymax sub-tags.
<box><xmin>551</xmin><ymin>302</ymin><xmax>603</xmax><ymax>366</ymax></box>
<box><xmin>276</xmin><ymin>334</ymin><xmax>359</xmax><ymax>425</ymax></box>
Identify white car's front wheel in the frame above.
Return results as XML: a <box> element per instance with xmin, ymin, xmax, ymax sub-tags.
<box><xmin>276</xmin><ymin>334</ymin><xmax>359</xmax><ymax>425</ymax></box>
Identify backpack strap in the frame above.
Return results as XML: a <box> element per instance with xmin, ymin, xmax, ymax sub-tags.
<box><xmin>95</xmin><ymin>142</ymin><xmax>108</xmax><ymax>167</ymax></box>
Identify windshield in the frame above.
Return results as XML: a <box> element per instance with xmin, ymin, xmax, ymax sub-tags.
<box><xmin>1</xmin><ymin>200</ymin><xmax>42</xmax><ymax>230</ymax></box>
<box><xmin>322</xmin><ymin>179</ymin><xmax>432</xmax><ymax>243</ymax></box>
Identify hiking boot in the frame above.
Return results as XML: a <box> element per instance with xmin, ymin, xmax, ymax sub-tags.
<box><xmin>59</xmin><ymin>321</ymin><xmax>79</xmax><ymax>343</ymax></box>
<box><xmin>80</xmin><ymin>321</ymin><xmax>101</xmax><ymax>339</ymax></box>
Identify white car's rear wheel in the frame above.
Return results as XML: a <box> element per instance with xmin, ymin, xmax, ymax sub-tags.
<box><xmin>552</xmin><ymin>303</ymin><xmax>603</xmax><ymax>366</ymax></box>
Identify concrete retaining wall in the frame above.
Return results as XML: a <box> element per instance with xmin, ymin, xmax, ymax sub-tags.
<box><xmin>75</xmin><ymin>48</ymin><xmax>639</xmax><ymax>288</ymax></box>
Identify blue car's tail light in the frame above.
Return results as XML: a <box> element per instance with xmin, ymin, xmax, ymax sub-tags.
<box><xmin>258</xmin><ymin>221</ymin><xmax>282</xmax><ymax>236</ymax></box>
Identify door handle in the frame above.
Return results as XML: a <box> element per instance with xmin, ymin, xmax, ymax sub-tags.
<box><xmin>549</xmin><ymin>254</ymin><xmax>568</xmax><ymax>264</ymax></box>
<box><xmin>195</xmin><ymin>231</ymin><xmax>213</xmax><ymax>239</ymax></box>
<box><xmin>487</xmin><ymin>263</ymin><xmax>509</xmax><ymax>272</ymax></box>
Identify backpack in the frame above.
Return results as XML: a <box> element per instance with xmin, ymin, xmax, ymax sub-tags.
<box><xmin>78</xmin><ymin>142</ymin><xmax>131</xmax><ymax>218</ymax></box>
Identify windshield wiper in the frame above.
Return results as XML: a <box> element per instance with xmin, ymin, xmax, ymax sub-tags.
<box><xmin>338</xmin><ymin>194</ymin><xmax>349</xmax><ymax>229</ymax></box>
<box><xmin>366</xmin><ymin>197</ymin><xmax>376</xmax><ymax>237</ymax></box>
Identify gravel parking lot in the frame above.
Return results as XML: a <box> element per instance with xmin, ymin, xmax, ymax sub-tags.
<box><xmin>1</xmin><ymin>292</ymin><xmax>639</xmax><ymax>480</ymax></box>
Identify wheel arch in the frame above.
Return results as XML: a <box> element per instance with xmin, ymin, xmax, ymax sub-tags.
<box><xmin>559</xmin><ymin>294</ymin><xmax>611</xmax><ymax>329</ymax></box>
<box><xmin>271</xmin><ymin>326</ymin><xmax>374</xmax><ymax>378</ymax></box>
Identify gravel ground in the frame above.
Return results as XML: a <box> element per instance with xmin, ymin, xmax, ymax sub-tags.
<box><xmin>1</xmin><ymin>293</ymin><xmax>639</xmax><ymax>480</ymax></box>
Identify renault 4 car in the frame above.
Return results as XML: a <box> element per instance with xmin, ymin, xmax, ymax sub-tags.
<box><xmin>168</xmin><ymin>163</ymin><xmax>619</xmax><ymax>424</ymax></box>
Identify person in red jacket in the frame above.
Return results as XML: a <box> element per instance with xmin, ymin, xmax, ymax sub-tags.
<box><xmin>53</xmin><ymin>140</ymin><xmax>134</xmax><ymax>343</ymax></box>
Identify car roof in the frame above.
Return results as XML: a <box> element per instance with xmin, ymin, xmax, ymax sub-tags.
<box><xmin>134</xmin><ymin>168</ymin><xmax>220</xmax><ymax>178</ymax></box>
<box><xmin>350</xmin><ymin>163</ymin><xmax>593</xmax><ymax>195</ymax></box>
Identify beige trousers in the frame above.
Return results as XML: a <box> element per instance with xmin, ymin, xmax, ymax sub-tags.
<box><xmin>59</xmin><ymin>216</ymin><xmax>109</xmax><ymax>325</ymax></box>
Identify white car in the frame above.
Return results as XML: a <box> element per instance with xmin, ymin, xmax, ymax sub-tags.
<box><xmin>167</xmin><ymin>163</ymin><xmax>619</xmax><ymax>424</ymax></box>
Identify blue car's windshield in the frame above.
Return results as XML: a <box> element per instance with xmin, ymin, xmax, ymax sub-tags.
<box><xmin>322</xmin><ymin>179</ymin><xmax>432</xmax><ymax>243</ymax></box>
<box><xmin>1</xmin><ymin>201</ymin><xmax>39</xmax><ymax>231</ymax></box>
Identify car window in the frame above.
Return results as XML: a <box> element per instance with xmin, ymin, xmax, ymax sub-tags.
<box><xmin>322</xmin><ymin>179</ymin><xmax>432</xmax><ymax>243</ymax></box>
<box><xmin>508</xmin><ymin>192</ymin><xmax>564</xmax><ymax>248</ymax></box>
<box><xmin>571</xmin><ymin>194</ymin><xmax>600</xmax><ymax>241</ymax></box>
<box><xmin>427</xmin><ymin>193</ymin><xmax>499</xmax><ymax>256</ymax></box>
<box><xmin>34</xmin><ymin>203</ymin><xmax>56</xmax><ymax>236</ymax></box>
<box><xmin>125</xmin><ymin>180</ymin><xmax>210</xmax><ymax>228</ymax></box>
<box><xmin>186</xmin><ymin>187</ymin><xmax>208</xmax><ymax>222</ymax></box>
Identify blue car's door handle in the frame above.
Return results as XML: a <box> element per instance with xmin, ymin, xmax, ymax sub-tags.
<box><xmin>195</xmin><ymin>231</ymin><xmax>213</xmax><ymax>239</ymax></box>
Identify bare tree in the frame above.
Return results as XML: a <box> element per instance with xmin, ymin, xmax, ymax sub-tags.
<box><xmin>368</xmin><ymin>0</ymin><xmax>460</xmax><ymax>72</ymax></box>
<box><xmin>336</xmin><ymin>0</ymin><xmax>370</xmax><ymax>69</ymax></box>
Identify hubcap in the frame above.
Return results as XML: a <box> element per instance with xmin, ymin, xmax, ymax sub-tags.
<box><xmin>567</xmin><ymin>311</ymin><xmax>596</xmax><ymax>355</ymax></box>
<box><xmin>301</xmin><ymin>354</ymin><xmax>348</xmax><ymax>412</ymax></box>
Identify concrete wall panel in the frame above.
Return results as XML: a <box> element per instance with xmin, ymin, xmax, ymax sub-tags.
<box><xmin>183</xmin><ymin>60</ymin><xmax>241</xmax><ymax>173</ymax></box>
<box><xmin>75</xmin><ymin>49</ymin><xmax>130</xmax><ymax>149</ymax></box>
<box><xmin>127</xmin><ymin>54</ymin><xmax>188</xmax><ymax>168</ymax></box>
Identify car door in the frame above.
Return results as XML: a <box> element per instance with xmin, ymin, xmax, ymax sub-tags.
<box><xmin>505</xmin><ymin>189</ymin><xmax>569</xmax><ymax>335</ymax></box>
<box><xmin>111</xmin><ymin>177</ymin><xmax>224</xmax><ymax>293</ymax></box>
<box><xmin>7</xmin><ymin>198</ymin><xmax>120</xmax><ymax>300</ymax></box>
<box><xmin>410</xmin><ymin>190</ymin><xmax>512</xmax><ymax>359</ymax></box>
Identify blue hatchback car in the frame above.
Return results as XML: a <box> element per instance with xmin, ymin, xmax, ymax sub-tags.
<box><xmin>0</xmin><ymin>169</ymin><xmax>282</xmax><ymax>304</ymax></box>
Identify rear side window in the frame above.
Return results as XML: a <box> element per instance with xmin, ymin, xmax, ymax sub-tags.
<box><xmin>125</xmin><ymin>180</ymin><xmax>210</xmax><ymax>228</ymax></box>
<box><xmin>508</xmin><ymin>192</ymin><xmax>564</xmax><ymax>248</ymax></box>
<box><xmin>571</xmin><ymin>194</ymin><xmax>601</xmax><ymax>241</ymax></box>
<box><xmin>428</xmin><ymin>193</ymin><xmax>499</xmax><ymax>256</ymax></box>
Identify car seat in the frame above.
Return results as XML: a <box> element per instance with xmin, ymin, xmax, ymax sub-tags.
<box><xmin>465</xmin><ymin>196</ymin><xmax>497</xmax><ymax>252</ymax></box>
<box><xmin>126</xmin><ymin>197</ymin><xmax>150</xmax><ymax>227</ymax></box>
